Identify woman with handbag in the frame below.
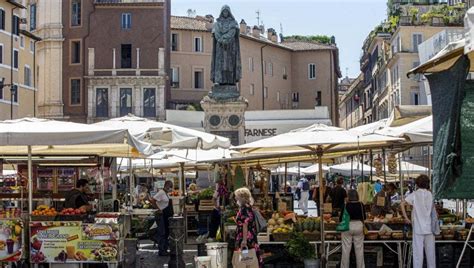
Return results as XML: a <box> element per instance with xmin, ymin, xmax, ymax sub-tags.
<box><xmin>234</xmin><ymin>187</ymin><xmax>262</xmax><ymax>268</ymax></box>
<box><xmin>340</xmin><ymin>190</ymin><xmax>366</xmax><ymax>268</ymax></box>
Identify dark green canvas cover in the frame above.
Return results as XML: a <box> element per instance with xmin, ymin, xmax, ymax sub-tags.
<box><xmin>427</xmin><ymin>56</ymin><xmax>469</xmax><ymax>199</ymax></box>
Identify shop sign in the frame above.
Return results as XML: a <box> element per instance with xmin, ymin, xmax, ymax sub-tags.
<box><xmin>30</xmin><ymin>221</ymin><xmax>119</xmax><ymax>263</ymax></box>
<box><xmin>244</xmin><ymin>128</ymin><xmax>277</xmax><ymax>137</ymax></box>
<box><xmin>0</xmin><ymin>219</ymin><xmax>23</xmax><ymax>262</ymax></box>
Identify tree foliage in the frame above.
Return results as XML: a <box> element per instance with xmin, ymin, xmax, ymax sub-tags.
<box><xmin>283</xmin><ymin>35</ymin><xmax>331</xmax><ymax>44</ymax></box>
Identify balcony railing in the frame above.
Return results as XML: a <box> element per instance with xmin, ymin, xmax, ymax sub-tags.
<box><xmin>94</xmin><ymin>0</ymin><xmax>164</xmax><ymax>4</ymax></box>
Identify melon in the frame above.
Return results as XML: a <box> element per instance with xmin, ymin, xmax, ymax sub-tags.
<box><xmin>268</xmin><ymin>219</ymin><xmax>276</xmax><ymax>226</ymax></box>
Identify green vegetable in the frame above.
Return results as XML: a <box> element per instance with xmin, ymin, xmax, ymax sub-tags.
<box><xmin>286</xmin><ymin>232</ymin><xmax>316</xmax><ymax>262</ymax></box>
<box><xmin>198</xmin><ymin>188</ymin><xmax>215</xmax><ymax>200</ymax></box>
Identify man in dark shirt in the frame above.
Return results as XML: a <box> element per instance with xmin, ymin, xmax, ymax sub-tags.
<box><xmin>64</xmin><ymin>179</ymin><xmax>91</xmax><ymax>210</ymax></box>
<box><xmin>371</xmin><ymin>182</ymin><xmax>397</xmax><ymax>216</ymax></box>
<box><xmin>330</xmin><ymin>177</ymin><xmax>347</xmax><ymax>214</ymax></box>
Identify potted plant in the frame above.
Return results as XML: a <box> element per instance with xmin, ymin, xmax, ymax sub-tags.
<box><xmin>286</xmin><ymin>232</ymin><xmax>319</xmax><ymax>268</ymax></box>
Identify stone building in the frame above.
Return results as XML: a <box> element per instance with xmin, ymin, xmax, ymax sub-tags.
<box><xmin>169</xmin><ymin>16</ymin><xmax>342</xmax><ymax>125</ymax></box>
<box><xmin>0</xmin><ymin>0</ymin><xmax>40</xmax><ymax>120</ymax></box>
<box><xmin>31</xmin><ymin>0</ymin><xmax>170</xmax><ymax>123</ymax></box>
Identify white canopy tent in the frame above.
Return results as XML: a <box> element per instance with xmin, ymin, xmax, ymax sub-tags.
<box><xmin>329</xmin><ymin>162</ymin><xmax>375</xmax><ymax>177</ymax></box>
<box><xmin>301</xmin><ymin>164</ymin><xmax>330</xmax><ymax>175</ymax></box>
<box><xmin>270</xmin><ymin>166</ymin><xmax>303</xmax><ymax>175</ymax></box>
<box><xmin>375</xmin><ymin>116</ymin><xmax>433</xmax><ymax>143</ymax></box>
<box><xmin>94</xmin><ymin>114</ymin><xmax>231</xmax><ymax>150</ymax></box>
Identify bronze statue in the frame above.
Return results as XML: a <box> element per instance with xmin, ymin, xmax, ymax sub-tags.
<box><xmin>209</xmin><ymin>5</ymin><xmax>241</xmax><ymax>101</ymax></box>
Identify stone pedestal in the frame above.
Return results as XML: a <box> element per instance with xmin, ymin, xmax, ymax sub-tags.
<box><xmin>201</xmin><ymin>95</ymin><xmax>248</xmax><ymax>145</ymax></box>
<box><xmin>168</xmin><ymin>216</ymin><xmax>186</xmax><ymax>268</ymax></box>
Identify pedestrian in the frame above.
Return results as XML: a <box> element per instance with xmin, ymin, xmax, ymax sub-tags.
<box><xmin>313</xmin><ymin>178</ymin><xmax>331</xmax><ymax>215</ymax></box>
<box><xmin>401</xmin><ymin>175</ymin><xmax>435</xmax><ymax>268</ymax></box>
<box><xmin>330</xmin><ymin>177</ymin><xmax>347</xmax><ymax>216</ymax></box>
<box><xmin>297</xmin><ymin>174</ymin><xmax>310</xmax><ymax>215</ymax></box>
<box><xmin>340</xmin><ymin>190</ymin><xmax>366</xmax><ymax>268</ymax></box>
<box><xmin>374</xmin><ymin>179</ymin><xmax>383</xmax><ymax>194</ymax></box>
<box><xmin>234</xmin><ymin>187</ymin><xmax>262</xmax><ymax>267</ymax></box>
<box><xmin>371</xmin><ymin>182</ymin><xmax>397</xmax><ymax>216</ymax></box>
<box><xmin>149</xmin><ymin>180</ymin><xmax>174</xmax><ymax>256</ymax></box>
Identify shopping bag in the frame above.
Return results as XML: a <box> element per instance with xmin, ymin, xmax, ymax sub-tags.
<box><xmin>431</xmin><ymin>203</ymin><xmax>441</xmax><ymax>235</ymax></box>
<box><xmin>336</xmin><ymin>208</ymin><xmax>350</xmax><ymax>232</ymax></box>
<box><xmin>232</xmin><ymin>248</ymin><xmax>259</xmax><ymax>268</ymax></box>
<box><xmin>253</xmin><ymin>208</ymin><xmax>267</xmax><ymax>233</ymax></box>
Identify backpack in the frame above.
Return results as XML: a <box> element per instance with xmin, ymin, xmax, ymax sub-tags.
<box><xmin>302</xmin><ymin>180</ymin><xmax>310</xmax><ymax>191</ymax></box>
<box><xmin>253</xmin><ymin>208</ymin><xmax>267</xmax><ymax>233</ymax></box>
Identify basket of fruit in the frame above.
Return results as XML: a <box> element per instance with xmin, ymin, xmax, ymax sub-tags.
<box><xmin>57</xmin><ymin>208</ymin><xmax>87</xmax><ymax>221</ymax></box>
<box><xmin>391</xmin><ymin>232</ymin><xmax>403</xmax><ymax>240</ymax></box>
<box><xmin>272</xmin><ymin>232</ymin><xmax>291</xmax><ymax>241</ymax></box>
<box><xmin>31</xmin><ymin>205</ymin><xmax>57</xmax><ymax>221</ymax></box>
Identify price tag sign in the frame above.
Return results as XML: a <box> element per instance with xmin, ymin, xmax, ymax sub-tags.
<box><xmin>323</xmin><ymin>203</ymin><xmax>333</xmax><ymax>213</ymax></box>
<box><xmin>377</xmin><ymin>196</ymin><xmax>386</xmax><ymax>207</ymax></box>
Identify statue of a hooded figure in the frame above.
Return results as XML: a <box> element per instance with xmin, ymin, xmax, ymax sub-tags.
<box><xmin>209</xmin><ymin>5</ymin><xmax>242</xmax><ymax>101</ymax></box>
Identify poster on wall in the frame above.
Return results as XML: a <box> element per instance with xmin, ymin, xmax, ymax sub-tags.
<box><xmin>30</xmin><ymin>221</ymin><xmax>119</xmax><ymax>263</ymax></box>
<box><xmin>0</xmin><ymin>219</ymin><xmax>23</xmax><ymax>262</ymax></box>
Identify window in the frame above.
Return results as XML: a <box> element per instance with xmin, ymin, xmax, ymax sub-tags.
<box><xmin>12</xmin><ymin>15</ymin><xmax>19</xmax><ymax>36</ymax></box>
<box><xmin>283</xmin><ymin>66</ymin><xmax>287</xmax><ymax>79</ymax></box>
<box><xmin>248</xmin><ymin>57</ymin><xmax>254</xmax><ymax>72</ymax></box>
<box><xmin>20</xmin><ymin>36</ymin><xmax>24</xmax><ymax>49</ymax></box>
<box><xmin>121</xmin><ymin>44</ymin><xmax>132</xmax><ymax>68</ymax></box>
<box><xmin>70</xmin><ymin>41</ymin><xmax>81</xmax><ymax>64</ymax></box>
<box><xmin>249</xmin><ymin>84</ymin><xmax>254</xmax><ymax>95</ymax></box>
<box><xmin>277</xmin><ymin>91</ymin><xmax>280</xmax><ymax>102</ymax></box>
<box><xmin>412</xmin><ymin>34</ymin><xmax>423</xmax><ymax>52</ymax></box>
<box><xmin>316</xmin><ymin>91</ymin><xmax>322</xmax><ymax>106</ymax></box>
<box><xmin>70</xmin><ymin>79</ymin><xmax>81</xmax><ymax>105</ymax></box>
<box><xmin>13</xmin><ymin>50</ymin><xmax>18</xmax><ymax>69</ymax></box>
<box><xmin>292</xmin><ymin>92</ymin><xmax>299</xmax><ymax>102</ymax></box>
<box><xmin>143</xmin><ymin>88</ymin><xmax>156</xmax><ymax>117</ymax></box>
<box><xmin>170</xmin><ymin>67</ymin><xmax>179</xmax><ymax>88</ymax></box>
<box><xmin>30</xmin><ymin>4</ymin><xmax>36</xmax><ymax>31</ymax></box>
<box><xmin>194</xmin><ymin>69</ymin><xmax>204</xmax><ymax>89</ymax></box>
<box><xmin>263</xmin><ymin>61</ymin><xmax>266</xmax><ymax>74</ymax></box>
<box><xmin>0</xmin><ymin>44</ymin><xmax>3</xmax><ymax>64</ymax></box>
<box><xmin>268</xmin><ymin>62</ymin><xmax>273</xmax><ymax>76</ymax></box>
<box><xmin>0</xmin><ymin>9</ymin><xmax>4</xmax><ymax>30</ymax></box>
<box><xmin>30</xmin><ymin>41</ymin><xmax>34</xmax><ymax>53</ymax></box>
<box><xmin>411</xmin><ymin>92</ymin><xmax>420</xmax><ymax>105</ymax></box>
<box><xmin>96</xmin><ymin>88</ymin><xmax>108</xmax><ymax>117</ymax></box>
<box><xmin>171</xmin><ymin>33</ymin><xmax>178</xmax><ymax>51</ymax></box>
<box><xmin>119</xmin><ymin>88</ymin><xmax>132</xmax><ymax>116</ymax></box>
<box><xmin>71</xmin><ymin>0</ymin><xmax>81</xmax><ymax>26</ymax></box>
<box><xmin>308</xmin><ymin>63</ymin><xmax>316</xmax><ymax>79</ymax></box>
<box><xmin>194</xmin><ymin>37</ymin><xmax>202</xmax><ymax>52</ymax></box>
<box><xmin>121</xmin><ymin>13</ymin><xmax>131</xmax><ymax>29</ymax></box>
<box><xmin>11</xmin><ymin>85</ymin><xmax>17</xmax><ymax>103</ymax></box>
<box><xmin>24</xmin><ymin>66</ymin><xmax>31</xmax><ymax>86</ymax></box>
<box><xmin>264</xmin><ymin>87</ymin><xmax>268</xmax><ymax>99</ymax></box>
<box><xmin>412</xmin><ymin>61</ymin><xmax>420</xmax><ymax>81</ymax></box>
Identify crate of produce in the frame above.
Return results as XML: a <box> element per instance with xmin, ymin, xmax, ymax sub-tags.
<box><xmin>30</xmin><ymin>215</ymin><xmax>57</xmax><ymax>221</ymax></box>
<box><xmin>272</xmin><ymin>233</ymin><xmax>290</xmax><ymax>242</ymax></box>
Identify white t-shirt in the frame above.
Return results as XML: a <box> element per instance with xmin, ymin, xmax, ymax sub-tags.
<box><xmin>153</xmin><ymin>190</ymin><xmax>169</xmax><ymax>211</ymax></box>
<box><xmin>405</xmin><ymin>189</ymin><xmax>433</xmax><ymax>235</ymax></box>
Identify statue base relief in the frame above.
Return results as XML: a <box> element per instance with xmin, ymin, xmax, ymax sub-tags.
<box><xmin>208</xmin><ymin>84</ymin><xmax>241</xmax><ymax>102</ymax></box>
<box><xmin>201</xmin><ymin>94</ymin><xmax>248</xmax><ymax>146</ymax></box>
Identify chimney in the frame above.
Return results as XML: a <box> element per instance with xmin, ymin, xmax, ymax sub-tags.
<box><xmin>271</xmin><ymin>32</ymin><xmax>278</xmax><ymax>43</ymax></box>
<box><xmin>240</xmin><ymin>19</ymin><xmax>247</xmax><ymax>34</ymax></box>
<box><xmin>252</xmin><ymin>26</ymin><xmax>260</xmax><ymax>38</ymax></box>
<box><xmin>267</xmin><ymin>28</ymin><xmax>274</xmax><ymax>40</ymax></box>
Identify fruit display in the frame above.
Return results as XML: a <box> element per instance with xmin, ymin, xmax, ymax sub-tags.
<box><xmin>169</xmin><ymin>190</ymin><xmax>180</xmax><ymax>197</ymax></box>
<box><xmin>59</xmin><ymin>208</ymin><xmax>86</xmax><ymax>215</ymax></box>
<box><xmin>294</xmin><ymin>217</ymin><xmax>321</xmax><ymax>233</ymax></box>
<box><xmin>388</xmin><ymin>153</ymin><xmax>398</xmax><ymax>174</ymax></box>
<box><xmin>268</xmin><ymin>213</ymin><xmax>293</xmax><ymax>234</ymax></box>
<box><xmin>0</xmin><ymin>208</ymin><xmax>21</xmax><ymax>218</ymax></box>
<box><xmin>32</xmin><ymin>205</ymin><xmax>57</xmax><ymax>216</ymax></box>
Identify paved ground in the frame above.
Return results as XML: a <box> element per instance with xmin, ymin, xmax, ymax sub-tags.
<box><xmin>137</xmin><ymin>241</ymin><xmax>197</xmax><ymax>268</ymax></box>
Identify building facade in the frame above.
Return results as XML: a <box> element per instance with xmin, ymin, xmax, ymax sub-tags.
<box><xmin>339</xmin><ymin>74</ymin><xmax>364</xmax><ymax>129</ymax></box>
<box><xmin>31</xmin><ymin>0</ymin><xmax>170</xmax><ymax>123</ymax></box>
<box><xmin>169</xmin><ymin>16</ymin><xmax>341</xmax><ymax>125</ymax></box>
<box><xmin>0</xmin><ymin>0</ymin><xmax>39</xmax><ymax>120</ymax></box>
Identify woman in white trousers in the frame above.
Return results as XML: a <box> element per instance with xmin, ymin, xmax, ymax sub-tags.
<box><xmin>341</xmin><ymin>190</ymin><xmax>366</xmax><ymax>268</ymax></box>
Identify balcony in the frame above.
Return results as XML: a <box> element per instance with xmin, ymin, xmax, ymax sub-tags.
<box><xmin>94</xmin><ymin>0</ymin><xmax>164</xmax><ymax>5</ymax></box>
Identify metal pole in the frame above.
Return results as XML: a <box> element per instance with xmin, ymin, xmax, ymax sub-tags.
<box><xmin>180</xmin><ymin>162</ymin><xmax>185</xmax><ymax>196</ymax></box>
<box><xmin>129</xmin><ymin>157</ymin><xmax>133</xmax><ymax>207</ymax></box>
<box><xmin>284</xmin><ymin>162</ymin><xmax>288</xmax><ymax>193</ymax></box>
<box><xmin>370</xmin><ymin>149</ymin><xmax>373</xmax><ymax>183</ymax></box>
<box><xmin>27</xmin><ymin>146</ymin><xmax>33</xmax><ymax>214</ymax></box>
<box><xmin>399</xmin><ymin>152</ymin><xmax>404</xmax><ymax>201</ymax></box>
<box><xmin>382</xmin><ymin>148</ymin><xmax>387</xmax><ymax>184</ymax></box>
<box><xmin>317</xmin><ymin>147</ymin><xmax>326</xmax><ymax>266</ymax></box>
<box><xmin>428</xmin><ymin>146</ymin><xmax>432</xmax><ymax>190</ymax></box>
<box><xmin>361</xmin><ymin>154</ymin><xmax>364</xmax><ymax>183</ymax></box>
<box><xmin>100</xmin><ymin>157</ymin><xmax>105</xmax><ymax>211</ymax></box>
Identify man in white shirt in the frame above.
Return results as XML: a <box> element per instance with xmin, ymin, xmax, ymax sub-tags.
<box><xmin>401</xmin><ymin>175</ymin><xmax>435</xmax><ymax>268</ymax></box>
<box><xmin>149</xmin><ymin>180</ymin><xmax>174</xmax><ymax>256</ymax></box>
<box><xmin>297</xmin><ymin>174</ymin><xmax>310</xmax><ymax>215</ymax></box>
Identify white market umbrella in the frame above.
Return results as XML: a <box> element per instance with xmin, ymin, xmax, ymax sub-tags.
<box><xmin>94</xmin><ymin>114</ymin><xmax>230</xmax><ymax>150</ymax></box>
<box><xmin>375</xmin><ymin>116</ymin><xmax>432</xmax><ymax>143</ymax></box>
<box><xmin>301</xmin><ymin>164</ymin><xmax>330</xmax><ymax>175</ymax></box>
<box><xmin>329</xmin><ymin>162</ymin><xmax>375</xmax><ymax>177</ymax></box>
<box><xmin>270</xmin><ymin>166</ymin><xmax>302</xmax><ymax>175</ymax></box>
<box><xmin>396</xmin><ymin>161</ymin><xmax>430</xmax><ymax>175</ymax></box>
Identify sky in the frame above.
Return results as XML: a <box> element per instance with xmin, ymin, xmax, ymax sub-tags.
<box><xmin>171</xmin><ymin>0</ymin><xmax>388</xmax><ymax>79</ymax></box>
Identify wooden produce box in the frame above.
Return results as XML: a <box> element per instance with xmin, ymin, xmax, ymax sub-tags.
<box><xmin>199</xmin><ymin>199</ymin><xmax>214</xmax><ymax>211</ymax></box>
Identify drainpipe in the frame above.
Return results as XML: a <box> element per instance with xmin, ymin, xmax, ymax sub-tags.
<box><xmin>260</xmin><ymin>44</ymin><xmax>268</xmax><ymax>110</ymax></box>
<box><xmin>11</xmin><ymin>6</ymin><xmax>18</xmax><ymax>120</ymax></box>
<box><xmin>33</xmin><ymin>39</ymin><xmax>38</xmax><ymax>117</ymax></box>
